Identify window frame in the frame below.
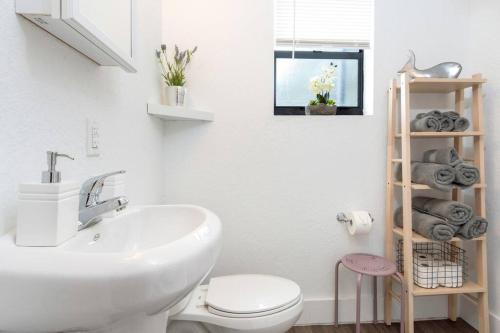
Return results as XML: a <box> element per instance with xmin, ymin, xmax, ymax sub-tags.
<box><xmin>274</xmin><ymin>50</ymin><xmax>364</xmax><ymax>116</ymax></box>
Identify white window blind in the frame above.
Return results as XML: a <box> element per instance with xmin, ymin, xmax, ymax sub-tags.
<box><xmin>275</xmin><ymin>0</ymin><xmax>373</xmax><ymax>49</ymax></box>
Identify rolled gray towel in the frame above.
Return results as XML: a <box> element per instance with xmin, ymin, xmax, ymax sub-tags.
<box><xmin>456</xmin><ymin>216</ymin><xmax>488</xmax><ymax>239</ymax></box>
<box><xmin>439</xmin><ymin>116</ymin><xmax>455</xmax><ymax>131</ymax></box>
<box><xmin>394</xmin><ymin>207</ymin><xmax>457</xmax><ymax>241</ymax></box>
<box><xmin>429</xmin><ymin>110</ymin><xmax>443</xmax><ymax>118</ymax></box>
<box><xmin>413</xmin><ymin>197</ymin><xmax>472</xmax><ymax>226</ymax></box>
<box><xmin>415</xmin><ymin>110</ymin><xmax>470</xmax><ymax>132</ymax></box>
<box><xmin>442</xmin><ymin>111</ymin><xmax>460</xmax><ymax>120</ymax></box>
<box><xmin>411</xmin><ymin>116</ymin><xmax>441</xmax><ymax>132</ymax></box>
<box><xmin>453</xmin><ymin>117</ymin><xmax>470</xmax><ymax>132</ymax></box>
<box><xmin>422</xmin><ymin>147</ymin><xmax>462</xmax><ymax>166</ymax></box>
<box><xmin>396</xmin><ymin>162</ymin><xmax>455</xmax><ymax>192</ymax></box>
<box><xmin>416</xmin><ymin>110</ymin><xmax>443</xmax><ymax>120</ymax></box>
<box><xmin>454</xmin><ymin>163</ymin><xmax>480</xmax><ymax>187</ymax></box>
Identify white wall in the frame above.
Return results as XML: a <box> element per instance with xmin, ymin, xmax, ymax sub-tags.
<box><xmin>162</xmin><ymin>0</ymin><xmax>471</xmax><ymax>324</ymax></box>
<box><xmin>460</xmin><ymin>0</ymin><xmax>500</xmax><ymax>330</ymax></box>
<box><xmin>0</xmin><ymin>0</ymin><xmax>165</xmax><ymax>234</ymax></box>
<box><xmin>2</xmin><ymin>0</ymin><xmax>497</xmax><ymax>328</ymax></box>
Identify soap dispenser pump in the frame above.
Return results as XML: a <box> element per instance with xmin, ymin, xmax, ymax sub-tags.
<box><xmin>17</xmin><ymin>151</ymin><xmax>79</xmax><ymax>247</ymax></box>
<box><xmin>42</xmin><ymin>151</ymin><xmax>75</xmax><ymax>183</ymax></box>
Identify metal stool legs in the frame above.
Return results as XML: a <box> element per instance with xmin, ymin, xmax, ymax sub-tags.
<box><xmin>373</xmin><ymin>276</ymin><xmax>377</xmax><ymax>324</ymax></box>
<box><xmin>355</xmin><ymin>273</ymin><xmax>363</xmax><ymax>333</ymax></box>
<box><xmin>335</xmin><ymin>260</ymin><xmax>365</xmax><ymax>333</ymax></box>
<box><xmin>334</xmin><ymin>259</ymin><xmax>341</xmax><ymax>327</ymax></box>
<box><xmin>335</xmin><ymin>262</ymin><xmax>405</xmax><ymax>333</ymax></box>
<box><xmin>335</xmin><ymin>261</ymin><xmax>365</xmax><ymax>333</ymax></box>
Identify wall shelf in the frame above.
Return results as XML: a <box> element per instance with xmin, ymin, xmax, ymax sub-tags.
<box><xmin>147</xmin><ymin>103</ymin><xmax>214</xmax><ymax>121</ymax></box>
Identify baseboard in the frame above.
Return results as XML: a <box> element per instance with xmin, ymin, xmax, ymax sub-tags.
<box><xmin>460</xmin><ymin>294</ymin><xmax>499</xmax><ymax>331</ymax></box>
<box><xmin>297</xmin><ymin>296</ymin><xmax>449</xmax><ymax>325</ymax></box>
<box><xmin>491</xmin><ymin>312</ymin><xmax>500</xmax><ymax>332</ymax></box>
<box><xmin>299</xmin><ymin>294</ymin><xmax>500</xmax><ymax>328</ymax></box>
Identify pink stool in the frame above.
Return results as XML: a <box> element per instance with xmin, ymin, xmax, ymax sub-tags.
<box><xmin>334</xmin><ymin>253</ymin><xmax>405</xmax><ymax>333</ymax></box>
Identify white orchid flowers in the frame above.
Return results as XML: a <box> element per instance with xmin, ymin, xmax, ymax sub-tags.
<box><xmin>309</xmin><ymin>64</ymin><xmax>337</xmax><ymax>106</ymax></box>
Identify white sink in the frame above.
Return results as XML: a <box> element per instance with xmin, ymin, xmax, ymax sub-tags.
<box><xmin>0</xmin><ymin>205</ymin><xmax>222</xmax><ymax>333</ymax></box>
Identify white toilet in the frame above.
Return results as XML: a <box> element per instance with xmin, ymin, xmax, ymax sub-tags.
<box><xmin>167</xmin><ymin>274</ymin><xmax>303</xmax><ymax>333</ymax></box>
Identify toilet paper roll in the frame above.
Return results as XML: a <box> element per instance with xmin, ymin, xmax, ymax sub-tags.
<box><xmin>437</xmin><ymin>261</ymin><xmax>463</xmax><ymax>288</ymax></box>
<box><xmin>346</xmin><ymin>211</ymin><xmax>373</xmax><ymax>235</ymax></box>
<box><xmin>413</xmin><ymin>252</ymin><xmax>435</xmax><ymax>264</ymax></box>
<box><xmin>413</xmin><ymin>262</ymin><xmax>439</xmax><ymax>288</ymax></box>
<box><xmin>413</xmin><ymin>253</ymin><xmax>440</xmax><ymax>288</ymax></box>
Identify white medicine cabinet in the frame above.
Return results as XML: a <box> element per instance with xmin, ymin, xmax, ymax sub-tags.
<box><xmin>16</xmin><ymin>0</ymin><xmax>137</xmax><ymax>73</ymax></box>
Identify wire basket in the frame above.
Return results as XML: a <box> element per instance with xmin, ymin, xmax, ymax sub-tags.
<box><xmin>397</xmin><ymin>240</ymin><xmax>468</xmax><ymax>289</ymax></box>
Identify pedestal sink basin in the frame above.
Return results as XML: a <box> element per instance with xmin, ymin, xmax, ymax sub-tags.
<box><xmin>0</xmin><ymin>205</ymin><xmax>222</xmax><ymax>333</ymax></box>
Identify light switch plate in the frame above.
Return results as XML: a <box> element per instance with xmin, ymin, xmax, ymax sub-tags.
<box><xmin>86</xmin><ymin>119</ymin><xmax>100</xmax><ymax>157</ymax></box>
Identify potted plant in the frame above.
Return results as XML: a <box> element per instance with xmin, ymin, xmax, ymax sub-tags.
<box><xmin>156</xmin><ymin>44</ymin><xmax>197</xmax><ymax>107</ymax></box>
<box><xmin>306</xmin><ymin>65</ymin><xmax>337</xmax><ymax>115</ymax></box>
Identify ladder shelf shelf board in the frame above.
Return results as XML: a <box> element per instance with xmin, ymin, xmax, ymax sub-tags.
<box><xmin>395</xmin><ymin>131</ymin><xmax>484</xmax><ymax>138</ymax></box>
<box><xmin>390</xmin><ymin>275</ymin><xmax>487</xmax><ymax>296</ymax></box>
<box><xmin>392</xmin><ymin>158</ymin><xmax>476</xmax><ymax>164</ymax></box>
<box><xmin>413</xmin><ymin>281</ymin><xmax>486</xmax><ymax>296</ymax></box>
<box><xmin>396</xmin><ymin>77</ymin><xmax>487</xmax><ymax>93</ymax></box>
<box><xmin>392</xmin><ymin>227</ymin><xmax>486</xmax><ymax>243</ymax></box>
<box><xmin>384</xmin><ymin>74</ymin><xmax>490</xmax><ymax>333</ymax></box>
<box><xmin>392</xmin><ymin>181</ymin><xmax>486</xmax><ymax>190</ymax></box>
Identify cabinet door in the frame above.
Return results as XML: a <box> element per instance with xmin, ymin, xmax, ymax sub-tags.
<box><xmin>61</xmin><ymin>0</ymin><xmax>136</xmax><ymax>72</ymax></box>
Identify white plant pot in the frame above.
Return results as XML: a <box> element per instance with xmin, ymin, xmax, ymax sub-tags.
<box><xmin>162</xmin><ymin>85</ymin><xmax>186</xmax><ymax>107</ymax></box>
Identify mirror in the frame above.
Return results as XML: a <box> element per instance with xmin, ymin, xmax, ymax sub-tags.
<box><xmin>62</xmin><ymin>0</ymin><xmax>136</xmax><ymax>72</ymax></box>
<box><xmin>77</xmin><ymin>0</ymin><xmax>133</xmax><ymax>59</ymax></box>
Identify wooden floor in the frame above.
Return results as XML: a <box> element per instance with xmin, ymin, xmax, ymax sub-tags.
<box><xmin>288</xmin><ymin>319</ymin><xmax>477</xmax><ymax>333</ymax></box>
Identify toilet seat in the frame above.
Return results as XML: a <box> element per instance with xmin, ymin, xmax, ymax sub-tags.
<box><xmin>206</xmin><ymin>275</ymin><xmax>302</xmax><ymax>318</ymax></box>
<box><xmin>171</xmin><ymin>274</ymin><xmax>304</xmax><ymax>331</ymax></box>
<box><xmin>207</xmin><ymin>293</ymin><xmax>302</xmax><ymax>318</ymax></box>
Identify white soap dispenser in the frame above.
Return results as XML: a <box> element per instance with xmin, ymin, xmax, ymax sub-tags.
<box><xmin>16</xmin><ymin>151</ymin><xmax>79</xmax><ymax>247</ymax></box>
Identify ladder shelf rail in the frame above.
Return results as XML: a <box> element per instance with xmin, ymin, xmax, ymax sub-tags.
<box><xmin>384</xmin><ymin>73</ymin><xmax>490</xmax><ymax>333</ymax></box>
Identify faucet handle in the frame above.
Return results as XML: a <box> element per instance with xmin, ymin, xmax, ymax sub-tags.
<box><xmin>80</xmin><ymin>170</ymin><xmax>126</xmax><ymax>206</ymax></box>
<box><xmin>92</xmin><ymin>170</ymin><xmax>126</xmax><ymax>184</ymax></box>
<box><xmin>87</xmin><ymin>170</ymin><xmax>126</xmax><ymax>191</ymax></box>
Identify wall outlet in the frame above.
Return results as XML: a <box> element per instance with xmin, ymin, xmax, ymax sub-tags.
<box><xmin>86</xmin><ymin>119</ymin><xmax>100</xmax><ymax>157</ymax></box>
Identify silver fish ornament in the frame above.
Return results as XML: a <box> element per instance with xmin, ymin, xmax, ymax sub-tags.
<box><xmin>398</xmin><ymin>50</ymin><xmax>462</xmax><ymax>78</ymax></box>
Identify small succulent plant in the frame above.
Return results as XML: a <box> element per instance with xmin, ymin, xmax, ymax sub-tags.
<box><xmin>156</xmin><ymin>44</ymin><xmax>197</xmax><ymax>86</ymax></box>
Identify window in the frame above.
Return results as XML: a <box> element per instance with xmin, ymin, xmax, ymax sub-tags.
<box><xmin>274</xmin><ymin>50</ymin><xmax>364</xmax><ymax>115</ymax></box>
<box><xmin>274</xmin><ymin>0</ymin><xmax>373</xmax><ymax>116</ymax></box>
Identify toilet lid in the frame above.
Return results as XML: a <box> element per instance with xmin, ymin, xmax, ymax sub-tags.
<box><xmin>205</xmin><ymin>275</ymin><xmax>301</xmax><ymax>316</ymax></box>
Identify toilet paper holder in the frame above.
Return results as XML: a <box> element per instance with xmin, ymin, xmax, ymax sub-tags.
<box><xmin>337</xmin><ymin>212</ymin><xmax>374</xmax><ymax>225</ymax></box>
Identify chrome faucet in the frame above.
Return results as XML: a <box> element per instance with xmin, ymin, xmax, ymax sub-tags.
<box><xmin>78</xmin><ymin>171</ymin><xmax>129</xmax><ymax>231</ymax></box>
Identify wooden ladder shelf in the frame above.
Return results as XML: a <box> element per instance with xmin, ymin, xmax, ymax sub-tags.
<box><xmin>384</xmin><ymin>74</ymin><xmax>490</xmax><ymax>333</ymax></box>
